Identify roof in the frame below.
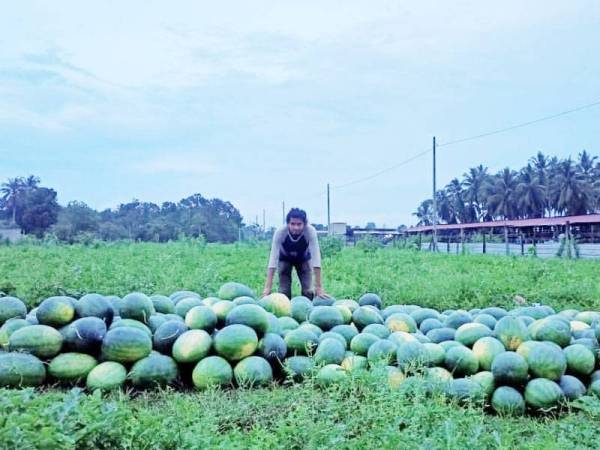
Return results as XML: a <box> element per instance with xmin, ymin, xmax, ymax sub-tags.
<box><xmin>406</xmin><ymin>214</ymin><xmax>600</xmax><ymax>233</ymax></box>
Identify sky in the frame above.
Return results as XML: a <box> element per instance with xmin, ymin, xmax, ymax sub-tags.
<box><xmin>1</xmin><ymin>1</ymin><xmax>600</xmax><ymax>228</ymax></box>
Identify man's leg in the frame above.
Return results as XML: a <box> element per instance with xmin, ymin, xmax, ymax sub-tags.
<box><xmin>296</xmin><ymin>261</ymin><xmax>314</xmax><ymax>299</ymax></box>
<box><xmin>278</xmin><ymin>260</ymin><xmax>293</xmax><ymax>299</ymax></box>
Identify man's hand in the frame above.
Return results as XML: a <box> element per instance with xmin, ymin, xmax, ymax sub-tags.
<box><xmin>315</xmin><ymin>287</ymin><xmax>331</xmax><ymax>298</ymax></box>
<box><xmin>262</xmin><ymin>287</ymin><xmax>272</xmax><ymax>298</ymax></box>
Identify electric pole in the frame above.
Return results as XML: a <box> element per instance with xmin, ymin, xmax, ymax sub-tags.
<box><xmin>432</xmin><ymin>136</ymin><xmax>438</xmax><ymax>252</ymax></box>
<box><xmin>262</xmin><ymin>209</ymin><xmax>266</xmax><ymax>232</ymax></box>
<box><xmin>282</xmin><ymin>201</ymin><xmax>285</xmax><ymax>224</ymax></box>
<box><xmin>327</xmin><ymin>183</ymin><xmax>331</xmax><ymax>235</ymax></box>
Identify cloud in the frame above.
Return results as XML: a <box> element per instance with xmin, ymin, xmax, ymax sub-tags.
<box><xmin>131</xmin><ymin>155</ymin><xmax>216</xmax><ymax>175</ymax></box>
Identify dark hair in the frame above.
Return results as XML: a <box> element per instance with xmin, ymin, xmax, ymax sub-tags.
<box><xmin>286</xmin><ymin>208</ymin><xmax>307</xmax><ymax>224</ymax></box>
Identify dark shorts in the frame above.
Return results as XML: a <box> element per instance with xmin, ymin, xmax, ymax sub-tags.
<box><xmin>278</xmin><ymin>260</ymin><xmax>313</xmax><ymax>299</ymax></box>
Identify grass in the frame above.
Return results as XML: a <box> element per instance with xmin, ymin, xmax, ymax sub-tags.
<box><xmin>1</xmin><ymin>242</ymin><xmax>600</xmax><ymax>449</ymax></box>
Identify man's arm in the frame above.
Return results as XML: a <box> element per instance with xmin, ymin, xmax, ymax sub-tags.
<box><xmin>263</xmin><ymin>228</ymin><xmax>284</xmax><ymax>297</ymax></box>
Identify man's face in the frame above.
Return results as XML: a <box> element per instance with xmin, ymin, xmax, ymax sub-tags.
<box><xmin>288</xmin><ymin>218</ymin><xmax>305</xmax><ymax>236</ymax></box>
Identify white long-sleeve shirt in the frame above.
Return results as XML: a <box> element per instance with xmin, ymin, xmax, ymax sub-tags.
<box><xmin>267</xmin><ymin>224</ymin><xmax>322</xmax><ymax>269</ymax></box>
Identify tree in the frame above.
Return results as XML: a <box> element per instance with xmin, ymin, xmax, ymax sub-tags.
<box><xmin>516</xmin><ymin>164</ymin><xmax>546</xmax><ymax>218</ymax></box>
<box><xmin>463</xmin><ymin>165</ymin><xmax>490</xmax><ymax>221</ymax></box>
<box><xmin>550</xmin><ymin>158</ymin><xmax>594</xmax><ymax>215</ymax></box>
<box><xmin>485</xmin><ymin>168</ymin><xmax>519</xmax><ymax>220</ymax></box>
<box><xmin>53</xmin><ymin>201</ymin><xmax>100</xmax><ymax>242</ymax></box>
<box><xmin>0</xmin><ymin>177</ymin><xmax>25</xmax><ymax>225</ymax></box>
<box><xmin>17</xmin><ymin>187</ymin><xmax>60</xmax><ymax>236</ymax></box>
<box><xmin>413</xmin><ymin>199</ymin><xmax>433</xmax><ymax>226</ymax></box>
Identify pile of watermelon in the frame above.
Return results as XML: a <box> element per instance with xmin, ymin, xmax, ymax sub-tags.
<box><xmin>1</xmin><ymin>282</ymin><xmax>600</xmax><ymax>416</ymax></box>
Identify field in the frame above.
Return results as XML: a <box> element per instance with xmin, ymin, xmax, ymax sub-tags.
<box><xmin>1</xmin><ymin>241</ymin><xmax>600</xmax><ymax>449</ymax></box>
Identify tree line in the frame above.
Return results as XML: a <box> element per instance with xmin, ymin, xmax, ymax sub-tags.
<box><xmin>0</xmin><ymin>177</ymin><xmax>244</xmax><ymax>243</ymax></box>
<box><xmin>413</xmin><ymin>151</ymin><xmax>600</xmax><ymax>226</ymax></box>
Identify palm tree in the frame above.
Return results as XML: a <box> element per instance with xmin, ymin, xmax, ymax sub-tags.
<box><xmin>23</xmin><ymin>175</ymin><xmax>40</xmax><ymax>189</ymax></box>
<box><xmin>577</xmin><ymin>150</ymin><xmax>597</xmax><ymax>180</ymax></box>
<box><xmin>516</xmin><ymin>164</ymin><xmax>546</xmax><ymax>218</ymax></box>
<box><xmin>413</xmin><ymin>199</ymin><xmax>433</xmax><ymax>226</ymax></box>
<box><xmin>463</xmin><ymin>165</ymin><xmax>490</xmax><ymax>221</ymax></box>
<box><xmin>550</xmin><ymin>158</ymin><xmax>594</xmax><ymax>215</ymax></box>
<box><xmin>435</xmin><ymin>189</ymin><xmax>457</xmax><ymax>224</ymax></box>
<box><xmin>0</xmin><ymin>177</ymin><xmax>25</xmax><ymax>225</ymax></box>
<box><xmin>485</xmin><ymin>168</ymin><xmax>519</xmax><ymax>220</ymax></box>
<box><xmin>446</xmin><ymin>178</ymin><xmax>474</xmax><ymax>223</ymax></box>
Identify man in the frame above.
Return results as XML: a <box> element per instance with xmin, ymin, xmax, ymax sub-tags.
<box><xmin>262</xmin><ymin>208</ymin><xmax>329</xmax><ymax>299</ymax></box>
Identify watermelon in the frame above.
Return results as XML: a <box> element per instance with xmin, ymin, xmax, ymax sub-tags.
<box><xmin>201</xmin><ymin>297</ymin><xmax>220</xmax><ymax>307</ymax></box>
<box><xmin>362</xmin><ymin>324</ymin><xmax>390</xmax><ymax>338</ymax></box>
<box><xmin>316</xmin><ymin>364</ymin><xmax>347</xmax><ymax>386</ymax></box>
<box><xmin>491</xmin><ymin>386</ymin><xmax>525</xmax><ymax>416</ymax></box>
<box><xmin>120</xmin><ymin>293</ymin><xmax>155</xmax><ymax>324</ymax></box>
<box><xmin>129</xmin><ymin>353</ymin><xmax>178</xmax><ymax>388</ymax></box>
<box><xmin>150</xmin><ymin>295</ymin><xmax>175</xmax><ymax>314</ymax></box>
<box><xmin>444</xmin><ymin>378</ymin><xmax>485</xmax><ymax>403</ymax></box>
<box><xmin>211</xmin><ymin>300</ymin><xmax>235</xmax><ymax>325</ymax></box>
<box><xmin>284</xmin><ymin>328</ymin><xmax>319</xmax><ymax>355</ymax></box>
<box><xmin>234</xmin><ymin>356</ymin><xmax>273</xmax><ymax>386</ymax></box>
<box><xmin>445</xmin><ymin>311</ymin><xmax>473</xmax><ymax>329</ymax></box>
<box><xmin>101</xmin><ymin>327</ymin><xmax>152</xmax><ymax>363</ymax></box>
<box><xmin>259</xmin><ymin>293</ymin><xmax>291</xmax><ymax>317</ymax></box>
<box><xmin>350</xmin><ymin>333</ymin><xmax>380</xmax><ymax>356</ymax></box>
<box><xmin>297</xmin><ymin>322</ymin><xmax>323</xmax><ymax>337</ymax></box>
<box><xmin>314</xmin><ymin>338</ymin><xmax>346</xmax><ymax>365</ymax></box>
<box><xmin>225</xmin><ymin>304</ymin><xmax>269</xmax><ymax>335</ymax></box>
<box><xmin>172</xmin><ymin>330</ymin><xmax>212</xmax><ymax>364</ymax></box>
<box><xmin>524</xmin><ymin>378</ymin><xmax>564</xmax><ymax>409</ymax></box>
<box><xmin>0</xmin><ymin>318</ymin><xmax>30</xmax><ymax>349</ymax></box>
<box><xmin>410</xmin><ymin>308</ymin><xmax>440</xmax><ymax>325</ymax></box>
<box><xmin>367</xmin><ymin>339</ymin><xmax>397</xmax><ymax>365</ymax></box>
<box><xmin>258</xmin><ymin>333</ymin><xmax>287</xmax><ymax>364</ymax></box>
<box><xmin>153</xmin><ymin>320</ymin><xmax>189</xmax><ymax>355</ymax></box>
<box><xmin>76</xmin><ymin>294</ymin><xmax>114</xmax><ymax>325</ymax></box>
<box><xmin>334</xmin><ymin>304</ymin><xmax>352</xmax><ymax>324</ymax></box>
<box><xmin>330</xmin><ymin>324</ymin><xmax>358</xmax><ymax>346</ymax></box>
<box><xmin>48</xmin><ymin>352</ymin><xmax>98</xmax><ymax>383</ymax></box>
<box><xmin>358</xmin><ymin>293</ymin><xmax>382</xmax><ymax>309</ymax></box>
<box><xmin>426</xmin><ymin>366</ymin><xmax>453</xmax><ymax>383</ymax></box>
<box><xmin>9</xmin><ymin>324</ymin><xmax>63</xmax><ymax>358</ymax></box>
<box><xmin>472</xmin><ymin>337</ymin><xmax>505</xmax><ymax>371</ymax></box>
<box><xmin>526</xmin><ymin>342</ymin><xmax>567</xmax><ymax>381</ymax></box>
<box><xmin>232</xmin><ymin>296</ymin><xmax>256</xmax><ymax>306</ymax></box>
<box><xmin>481</xmin><ymin>307</ymin><xmax>508</xmax><ymax>320</ymax></box>
<box><xmin>86</xmin><ymin>361</ymin><xmax>127</xmax><ymax>391</ymax></box>
<box><xmin>494</xmin><ymin>316</ymin><xmax>529</xmax><ymax>350</ymax></box>
<box><xmin>352</xmin><ymin>307</ymin><xmax>384</xmax><ymax>330</ymax></box>
<box><xmin>530</xmin><ymin>317</ymin><xmax>571</xmax><ymax>347</ymax></box>
<box><xmin>491</xmin><ymin>351</ymin><xmax>528</xmax><ymax>386</ymax></box>
<box><xmin>147</xmin><ymin>315</ymin><xmax>167</xmax><ymax>334</ymax></box>
<box><xmin>106</xmin><ymin>296</ymin><xmax>123</xmax><ymax>316</ymax></box>
<box><xmin>192</xmin><ymin>356</ymin><xmax>233</xmax><ymax>389</ymax></box>
<box><xmin>266</xmin><ymin>313</ymin><xmax>282</xmax><ymax>335</ymax></box>
<box><xmin>170</xmin><ymin>291</ymin><xmax>201</xmax><ymax>303</ymax></box>
<box><xmin>439</xmin><ymin>340</ymin><xmax>463</xmax><ymax>352</ymax></box>
<box><xmin>559</xmin><ymin>375</ymin><xmax>587</xmax><ymax>400</ymax></box>
<box><xmin>419</xmin><ymin>318</ymin><xmax>444</xmax><ymax>335</ymax></box>
<box><xmin>36</xmin><ymin>297</ymin><xmax>75</xmax><ymax>327</ymax></box>
<box><xmin>589</xmin><ymin>379</ymin><xmax>600</xmax><ymax>397</ymax></box>
<box><xmin>341</xmin><ymin>354</ymin><xmax>368</xmax><ymax>372</ymax></box>
<box><xmin>563</xmin><ymin>344</ymin><xmax>595</xmax><ymax>376</ymax></box>
<box><xmin>396</xmin><ymin>341</ymin><xmax>428</xmax><ymax>371</ymax></box>
<box><xmin>515</xmin><ymin>340</ymin><xmax>541</xmax><ymax>360</ymax></box>
<box><xmin>388</xmin><ymin>331</ymin><xmax>419</xmax><ymax>347</ymax></box>
<box><xmin>313</xmin><ymin>296</ymin><xmax>335</xmax><ymax>306</ymax></box>
<box><xmin>185</xmin><ymin>305</ymin><xmax>218</xmax><ymax>332</ymax></box>
<box><xmin>277</xmin><ymin>317</ymin><xmax>299</xmax><ymax>333</ymax></box>
<box><xmin>574</xmin><ymin>311</ymin><xmax>600</xmax><ymax>325</ymax></box>
<box><xmin>290</xmin><ymin>296</ymin><xmax>313</xmax><ymax>323</ymax></box>
<box><xmin>308</xmin><ymin>306</ymin><xmax>344</xmax><ymax>331</ymax></box>
<box><xmin>470</xmin><ymin>371</ymin><xmax>495</xmax><ymax>398</ymax></box>
<box><xmin>473</xmin><ymin>314</ymin><xmax>497</xmax><ymax>330</ymax></box>
<box><xmin>0</xmin><ymin>296</ymin><xmax>27</xmax><ymax>325</ymax></box>
<box><xmin>219</xmin><ymin>282</ymin><xmax>256</xmax><ymax>300</ymax></box>
<box><xmin>444</xmin><ymin>346</ymin><xmax>478</xmax><ymax>376</ymax></box>
<box><xmin>0</xmin><ymin>352</ymin><xmax>46</xmax><ymax>387</ymax></box>
<box><xmin>385</xmin><ymin>313</ymin><xmax>417</xmax><ymax>333</ymax></box>
<box><xmin>25</xmin><ymin>308</ymin><xmax>39</xmax><ymax>325</ymax></box>
<box><xmin>174</xmin><ymin>297</ymin><xmax>203</xmax><ymax>318</ymax></box>
<box><xmin>455</xmin><ymin>323</ymin><xmax>492</xmax><ymax>347</ymax></box>
<box><xmin>319</xmin><ymin>331</ymin><xmax>347</xmax><ymax>348</ymax></box>
<box><xmin>426</xmin><ymin>327</ymin><xmax>456</xmax><ymax>344</ymax></box>
<box><xmin>284</xmin><ymin>355</ymin><xmax>315</xmax><ymax>380</ymax></box>
<box><xmin>214</xmin><ymin>324</ymin><xmax>258</xmax><ymax>361</ymax></box>
<box><xmin>423</xmin><ymin>343</ymin><xmax>445</xmax><ymax>366</ymax></box>
<box><xmin>110</xmin><ymin>319</ymin><xmax>152</xmax><ymax>337</ymax></box>
<box><xmin>62</xmin><ymin>317</ymin><xmax>107</xmax><ymax>353</ymax></box>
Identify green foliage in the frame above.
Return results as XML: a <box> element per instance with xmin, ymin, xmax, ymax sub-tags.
<box><xmin>355</xmin><ymin>235</ymin><xmax>383</xmax><ymax>253</ymax></box>
<box><xmin>319</xmin><ymin>236</ymin><xmax>343</xmax><ymax>258</ymax></box>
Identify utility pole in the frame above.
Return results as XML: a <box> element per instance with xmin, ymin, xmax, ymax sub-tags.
<box><xmin>327</xmin><ymin>183</ymin><xmax>331</xmax><ymax>235</ymax></box>
<box><xmin>432</xmin><ymin>136</ymin><xmax>438</xmax><ymax>252</ymax></box>
<box><xmin>262</xmin><ymin>209</ymin><xmax>266</xmax><ymax>232</ymax></box>
<box><xmin>282</xmin><ymin>201</ymin><xmax>285</xmax><ymax>224</ymax></box>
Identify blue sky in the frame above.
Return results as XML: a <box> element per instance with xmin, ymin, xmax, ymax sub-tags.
<box><xmin>1</xmin><ymin>1</ymin><xmax>599</xmax><ymax>227</ymax></box>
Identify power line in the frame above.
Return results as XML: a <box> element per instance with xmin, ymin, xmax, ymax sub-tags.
<box><xmin>330</xmin><ymin>98</ymin><xmax>600</xmax><ymax>190</ymax></box>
